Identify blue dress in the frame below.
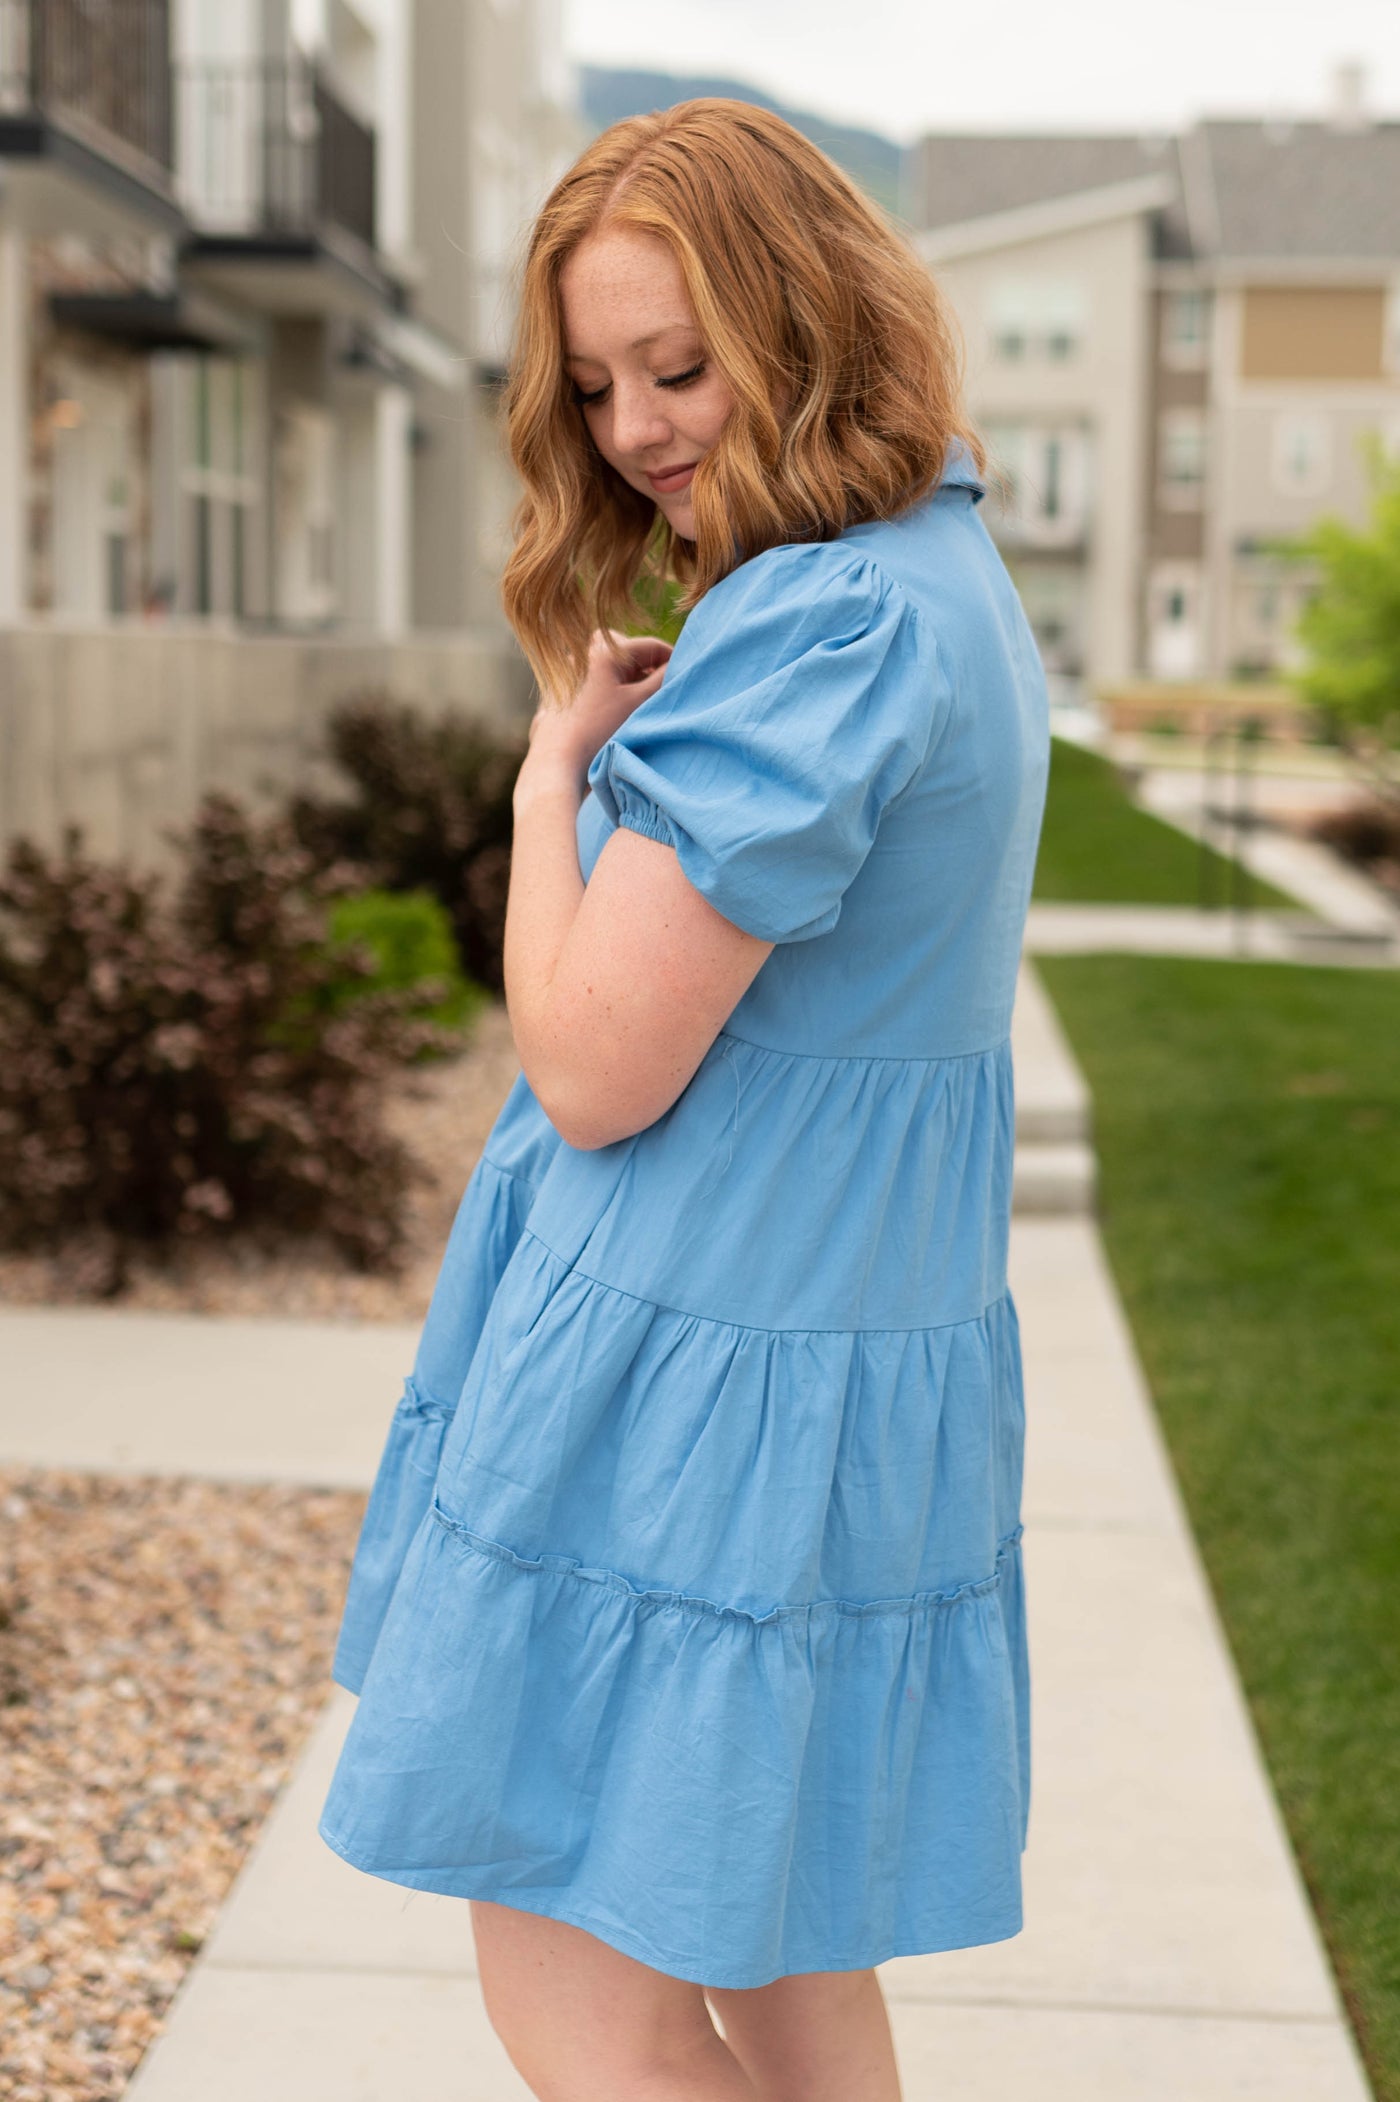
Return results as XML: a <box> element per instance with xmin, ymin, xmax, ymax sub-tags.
<box><xmin>318</xmin><ymin>440</ymin><xmax>1050</xmax><ymax>1989</ymax></box>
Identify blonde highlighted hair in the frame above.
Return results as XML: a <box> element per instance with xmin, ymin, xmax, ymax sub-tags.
<box><xmin>500</xmin><ymin>98</ymin><xmax>984</xmax><ymax>702</ymax></box>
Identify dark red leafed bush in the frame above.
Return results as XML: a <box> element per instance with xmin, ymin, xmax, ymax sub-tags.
<box><xmin>290</xmin><ymin>694</ymin><xmax>527</xmax><ymax>995</ymax></box>
<box><xmin>1307</xmin><ymin>798</ymin><xmax>1400</xmax><ymax>899</ymax></box>
<box><xmin>0</xmin><ymin>796</ymin><xmax>438</xmax><ymax>1296</ymax></box>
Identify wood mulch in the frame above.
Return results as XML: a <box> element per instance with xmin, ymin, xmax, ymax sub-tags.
<box><xmin>0</xmin><ymin>1000</ymin><xmax>524</xmax><ymax>1325</ymax></box>
<box><xmin>0</xmin><ymin>1468</ymin><xmax>368</xmax><ymax>2101</ymax></box>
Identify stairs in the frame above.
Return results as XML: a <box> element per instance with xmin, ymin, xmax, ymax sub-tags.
<box><xmin>1011</xmin><ymin>963</ymin><xmax>1096</xmax><ymax>1216</ymax></box>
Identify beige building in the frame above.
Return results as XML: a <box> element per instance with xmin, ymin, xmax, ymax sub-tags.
<box><xmin>905</xmin><ymin>86</ymin><xmax>1400</xmax><ymax>692</ymax></box>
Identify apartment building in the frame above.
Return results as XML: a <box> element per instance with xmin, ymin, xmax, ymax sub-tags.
<box><xmin>0</xmin><ymin>0</ymin><xmax>575</xmax><ymax>641</ymax></box>
<box><xmin>904</xmin><ymin>78</ymin><xmax>1400</xmax><ymax>691</ymax></box>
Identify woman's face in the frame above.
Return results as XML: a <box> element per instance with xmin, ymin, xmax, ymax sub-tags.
<box><xmin>559</xmin><ymin>226</ymin><xmax>736</xmax><ymax>543</ymax></box>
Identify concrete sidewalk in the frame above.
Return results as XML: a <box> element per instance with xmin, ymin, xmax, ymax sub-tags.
<box><xmin>3</xmin><ymin>966</ymin><xmax>1374</xmax><ymax>2101</ymax></box>
<box><xmin>1025</xmin><ymin>899</ymin><xmax>1399</xmax><ymax>967</ymax></box>
<box><xmin>1133</xmin><ymin>759</ymin><xmax>1400</xmax><ymax>945</ymax></box>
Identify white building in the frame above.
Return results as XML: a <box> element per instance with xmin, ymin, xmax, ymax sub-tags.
<box><xmin>0</xmin><ymin>0</ymin><xmax>577</xmax><ymax>643</ymax></box>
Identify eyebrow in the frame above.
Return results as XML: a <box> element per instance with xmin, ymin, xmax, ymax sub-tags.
<box><xmin>565</xmin><ymin>327</ymin><xmax>698</xmax><ymax>364</ymax></box>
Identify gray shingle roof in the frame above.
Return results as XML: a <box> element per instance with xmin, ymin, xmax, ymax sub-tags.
<box><xmin>904</xmin><ymin>119</ymin><xmax>1400</xmax><ymax>264</ymax></box>
<box><xmin>902</xmin><ymin>133</ymin><xmax>1177</xmax><ymax>232</ymax></box>
<box><xmin>1197</xmin><ymin>119</ymin><xmax>1400</xmax><ymax>259</ymax></box>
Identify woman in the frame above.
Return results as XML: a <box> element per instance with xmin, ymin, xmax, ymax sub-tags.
<box><xmin>319</xmin><ymin>100</ymin><xmax>1049</xmax><ymax>2101</ymax></box>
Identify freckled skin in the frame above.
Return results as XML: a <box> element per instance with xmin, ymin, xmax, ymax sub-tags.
<box><xmin>559</xmin><ymin>227</ymin><xmax>736</xmax><ymax>545</ymax></box>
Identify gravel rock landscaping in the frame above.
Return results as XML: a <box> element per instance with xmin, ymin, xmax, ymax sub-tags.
<box><xmin>0</xmin><ymin>1467</ymin><xmax>368</xmax><ymax>2101</ymax></box>
<box><xmin>0</xmin><ymin>1011</ymin><xmax>524</xmax><ymax>2093</ymax></box>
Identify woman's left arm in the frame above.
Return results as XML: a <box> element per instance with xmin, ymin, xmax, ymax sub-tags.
<box><xmin>504</xmin><ymin>638</ymin><xmax>774</xmax><ymax>1152</ymax></box>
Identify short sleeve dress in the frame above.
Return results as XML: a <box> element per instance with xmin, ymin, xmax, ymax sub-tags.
<box><xmin>317</xmin><ymin>440</ymin><xmax>1051</xmax><ymax>1989</ymax></box>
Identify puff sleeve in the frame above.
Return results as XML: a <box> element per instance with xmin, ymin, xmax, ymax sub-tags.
<box><xmin>586</xmin><ymin>542</ymin><xmax>943</xmax><ymax>945</ymax></box>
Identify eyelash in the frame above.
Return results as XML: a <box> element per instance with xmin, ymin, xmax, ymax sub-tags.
<box><xmin>573</xmin><ymin>360</ymin><xmax>706</xmax><ymax>408</ymax></box>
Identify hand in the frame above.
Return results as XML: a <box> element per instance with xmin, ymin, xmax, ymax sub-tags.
<box><xmin>523</xmin><ymin>629</ymin><xmax>674</xmax><ymax>787</ymax></box>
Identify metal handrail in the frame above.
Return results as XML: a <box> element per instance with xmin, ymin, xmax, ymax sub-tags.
<box><xmin>176</xmin><ymin>54</ymin><xmax>376</xmax><ymax>250</ymax></box>
<box><xmin>0</xmin><ymin>0</ymin><xmax>173</xmax><ymax>172</ymax></box>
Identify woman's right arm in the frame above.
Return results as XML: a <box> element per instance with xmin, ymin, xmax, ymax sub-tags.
<box><xmin>503</xmin><ymin>639</ymin><xmax>773</xmax><ymax>1151</ymax></box>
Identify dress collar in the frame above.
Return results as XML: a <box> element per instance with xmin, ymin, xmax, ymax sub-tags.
<box><xmin>938</xmin><ymin>435</ymin><xmax>986</xmax><ymax>503</ymax></box>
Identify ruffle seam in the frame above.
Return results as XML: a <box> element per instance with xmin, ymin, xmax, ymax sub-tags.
<box><xmin>429</xmin><ymin>1496</ymin><xmax>1023</xmax><ymax>1627</ymax></box>
<box><xmin>516</xmin><ymin>1230</ymin><xmax>1014</xmax><ymax>1339</ymax></box>
<box><xmin>714</xmin><ymin>1027</ymin><xmax>1013</xmax><ymax>1068</ymax></box>
<box><xmin>396</xmin><ymin>1374</ymin><xmax>453</xmax><ymax>1423</ymax></box>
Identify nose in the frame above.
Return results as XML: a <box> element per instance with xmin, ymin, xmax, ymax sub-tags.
<box><xmin>609</xmin><ymin>377</ymin><xmax>673</xmax><ymax>458</ymax></box>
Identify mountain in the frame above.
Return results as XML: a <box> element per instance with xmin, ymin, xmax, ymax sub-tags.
<box><xmin>577</xmin><ymin>65</ymin><xmax>904</xmax><ymax>215</ymax></box>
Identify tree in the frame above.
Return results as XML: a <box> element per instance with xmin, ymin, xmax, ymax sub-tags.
<box><xmin>1286</xmin><ymin>433</ymin><xmax>1400</xmax><ymax>805</ymax></box>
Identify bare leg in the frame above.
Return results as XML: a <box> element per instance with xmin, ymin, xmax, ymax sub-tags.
<box><xmin>470</xmin><ymin>1898</ymin><xmax>761</xmax><ymax>2102</ymax></box>
<box><xmin>705</xmin><ymin>1967</ymin><xmax>903</xmax><ymax>2102</ymax></box>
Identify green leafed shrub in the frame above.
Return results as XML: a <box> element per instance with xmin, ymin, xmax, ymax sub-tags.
<box><xmin>322</xmin><ymin>887</ymin><xmax>489</xmax><ymax>1040</ymax></box>
<box><xmin>291</xmin><ymin>695</ymin><xmax>527</xmax><ymax>994</ymax></box>
<box><xmin>0</xmin><ymin>796</ymin><xmax>438</xmax><ymax>1296</ymax></box>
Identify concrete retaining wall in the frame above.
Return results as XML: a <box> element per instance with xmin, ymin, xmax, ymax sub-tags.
<box><xmin>0</xmin><ymin>622</ymin><xmax>536</xmax><ymax>869</ymax></box>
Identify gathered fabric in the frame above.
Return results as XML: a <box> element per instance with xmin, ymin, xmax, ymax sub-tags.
<box><xmin>319</xmin><ymin>438</ymin><xmax>1050</xmax><ymax>1988</ymax></box>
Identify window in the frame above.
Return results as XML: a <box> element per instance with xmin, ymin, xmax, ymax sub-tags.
<box><xmin>1272</xmin><ymin>414</ymin><xmax>1332</xmax><ymax>497</ymax></box>
<box><xmin>1159</xmin><ymin>409</ymin><xmax>1207</xmax><ymax>506</ymax></box>
<box><xmin>1011</xmin><ymin>563</ymin><xmax>1085</xmax><ymax>673</ymax></box>
<box><xmin>1161</xmin><ymin>289</ymin><xmax>1212</xmax><ymax>368</ymax></box>
<box><xmin>1042</xmin><ymin>436</ymin><xmax>1062</xmax><ymax>520</ymax></box>
<box><xmin>982</xmin><ymin>419</ymin><xmax>1090</xmax><ymax>546</ymax></box>
<box><xmin>177</xmin><ymin>356</ymin><xmax>261</xmax><ymax>618</ymax></box>
<box><xmin>988</xmin><ymin>279</ymin><xmax>1086</xmax><ymax>364</ymax></box>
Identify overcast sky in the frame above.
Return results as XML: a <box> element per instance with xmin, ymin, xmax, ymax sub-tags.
<box><xmin>563</xmin><ymin>0</ymin><xmax>1400</xmax><ymax>142</ymax></box>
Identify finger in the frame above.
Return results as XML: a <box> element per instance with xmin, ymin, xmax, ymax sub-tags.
<box><xmin>606</xmin><ymin>629</ymin><xmax>673</xmax><ymax>667</ymax></box>
<box><xmin>621</xmin><ymin>640</ymin><xmax>673</xmax><ymax>676</ymax></box>
<box><xmin>624</xmin><ymin>666</ymin><xmax>668</xmax><ymax>701</ymax></box>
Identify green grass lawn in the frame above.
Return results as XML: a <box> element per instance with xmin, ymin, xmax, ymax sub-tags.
<box><xmin>1038</xmin><ymin>954</ymin><xmax>1400</xmax><ymax>2097</ymax></box>
<box><xmin>1034</xmin><ymin>736</ymin><xmax>1299</xmax><ymax>910</ymax></box>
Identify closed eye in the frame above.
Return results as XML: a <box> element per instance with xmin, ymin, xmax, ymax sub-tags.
<box><xmin>571</xmin><ymin>360</ymin><xmax>708</xmax><ymax>409</ymax></box>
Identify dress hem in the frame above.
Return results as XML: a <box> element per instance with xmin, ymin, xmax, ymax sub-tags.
<box><xmin>315</xmin><ymin>1814</ymin><xmax>1025</xmax><ymax>1989</ymax></box>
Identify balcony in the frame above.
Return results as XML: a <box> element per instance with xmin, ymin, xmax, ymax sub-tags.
<box><xmin>0</xmin><ymin>0</ymin><xmax>181</xmax><ymax>236</ymax></box>
<box><xmin>177</xmin><ymin>54</ymin><xmax>394</xmax><ymax>319</ymax></box>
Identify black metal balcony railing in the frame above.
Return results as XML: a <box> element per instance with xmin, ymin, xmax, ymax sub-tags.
<box><xmin>0</xmin><ymin>0</ymin><xmax>173</xmax><ymax>172</ymax></box>
<box><xmin>178</xmin><ymin>55</ymin><xmax>376</xmax><ymax>252</ymax></box>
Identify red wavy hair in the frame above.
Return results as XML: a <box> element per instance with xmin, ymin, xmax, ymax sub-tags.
<box><xmin>500</xmin><ymin>98</ymin><xmax>983</xmax><ymax>701</ymax></box>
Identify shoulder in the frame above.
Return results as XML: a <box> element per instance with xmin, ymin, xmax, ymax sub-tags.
<box><xmin>686</xmin><ymin>532</ymin><xmax>914</xmax><ymax>641</ymax></box>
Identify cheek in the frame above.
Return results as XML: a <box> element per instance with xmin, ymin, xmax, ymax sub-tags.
<box><xmin>582</xmin><ymin>408</ymin><xmax>623</xmax><ymax>470</ymax></box>
<box><xmin>692</xmin><ymin>382</ymin><xmax>736</xmax><ymax>450</ymax></box>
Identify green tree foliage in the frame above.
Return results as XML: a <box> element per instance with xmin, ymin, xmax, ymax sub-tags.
<box><xmin>1288</xmin><ymin>436</ymin><xmax>1400</xmax><ymax>793</ymax></box>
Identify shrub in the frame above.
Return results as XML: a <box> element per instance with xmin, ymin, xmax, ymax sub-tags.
<box><xmin>291</xmin><ymin>696</ymin><xmax>527</xmax><ymax>994</ymax></box>
<box><xmin>1308</xmin><ymin>799</ymin><xmax>1400</xmax><ymax>896</ymax></box>
<box><xmin>0</xmin><ymin>796</ymin><xmax>437</xmax><ymax>1296</ymax></box>
<box><xmin>321</xmin><ymin>887</ymin><xmax>488</xmax><ymax>1040</ymax></box>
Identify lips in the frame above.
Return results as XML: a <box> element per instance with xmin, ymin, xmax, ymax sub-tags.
<box><xmin>646</xmin><ymin>461</ymin><xmax>699</xmax><ymax>494</ymax></box>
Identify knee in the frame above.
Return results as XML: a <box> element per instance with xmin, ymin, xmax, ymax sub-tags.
<box><xmin>471</xmin><ymin>1902</ymin><xmax>721</xmax><ymax>2101</ymax></box>
<box><xmin>487</xmin><ymin>2010</ymin><xmax>720</xmax><ymax>2102</ymax></box>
